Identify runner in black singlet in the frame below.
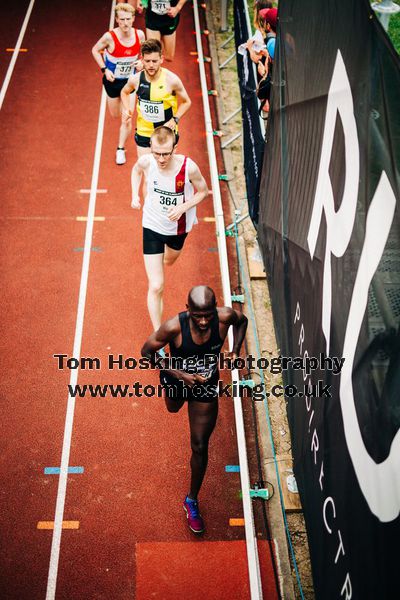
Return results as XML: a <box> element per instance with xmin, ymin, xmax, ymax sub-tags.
<box><xmin>141</xmin><ymin>285</ymin><xmax>248</xmax><ymax>534</ymax></box>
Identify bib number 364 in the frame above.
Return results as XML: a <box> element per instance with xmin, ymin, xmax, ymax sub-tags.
<box><xmin>159</xmin><ymin>195</ymin><xmax>177</xmax><ymax>206</ymax></box>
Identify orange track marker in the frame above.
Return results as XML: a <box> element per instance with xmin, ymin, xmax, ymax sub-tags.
<box><xmin>76</xmin><ymin>216</ymin><xmax>105</xmax><ymax>222</ymax></box>
<box><xmin>229</xmin><ymin>518</ymin><xmax>245</xmax><ymax>526</ymax></box>
<box><xmin>6</xmin><ymin>48</ymin><xmax>28</xmax><ymax>52</ymax></box>
<box><xmin>37</xmin><ymin>521</ymin><xmax>80</xmax><ymax>530</ymax></box>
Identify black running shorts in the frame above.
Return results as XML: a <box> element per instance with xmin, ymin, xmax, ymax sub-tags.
<box><xmin>143</xmin><ymin>227</ymin><xmax>187</xmax><ymax>254</ymax></box>
<box><xmin>145</xmin><ymin>14</ymin><xmax>180</xmax><ymax>36</ymax></box>
<box><xmin>102</xmin><ymin>76</ymin><xmax>131</xmax><ymax>99</ymax></box>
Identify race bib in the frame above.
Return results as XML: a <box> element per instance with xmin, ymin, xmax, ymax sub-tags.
<box><xmin>114</xmin><ymin>61</ymin><xmax>134</xmax><ymax>78</ymax></box>
<box><xmin>183</xmin><ymin>356</ymin><xmax>217</xmax><ymax>380</ymax></box>
<box><xmin>139</xmin><ymin>99</ymin><xmax>165</xmax><ymax>122</ymax></box>
<box><xmin>153</xmin><ymin>188</ymin><xmax>184</xmax><ymax>214</ymax></box>
<box><xmin>152</xmin><ymin>0</ymin><xmax>171</xmax><ymax>15</ymax></box>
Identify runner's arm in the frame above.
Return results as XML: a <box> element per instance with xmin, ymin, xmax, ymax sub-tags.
<box><xmin>167</xmin><ymin>0</ymin><xmax>187</xmax><ymax>18</ymax></box>
<box><xmin>220</xmin><ymin>308</ymin><xmax>248</xmax><ymax>358</ymax></box>
<box><xmin>134</xmin><ymin>31</ymin><xmax>146</xmax><ymax>72</ymax></box>
<box><xmin>163</xmin><ymin>74</ymin><xmax>191</xmax><ymax>130</ymax></box>
<box><xmin>141</xmin><ymin>318</ymin><xmax>203</xmax><ymax>386</ymax></box>
<box><xmin>127</xmin><ymin>0</ymin><xmax>143</xmax><ymax>13</ymax></box>
<box><xmin>121</xmin><ymin>73</ymin><xmax>139</xmax><ymax>119</ymax></box>
<box><xmin>173</xmin><ymin>76</ymin><xmax>191</xmax><ymax>119</ymax></box>
<box><xmin>91</xmin><ymin>33</ymin><xmax>115</xmax><ymax>82</ymax></box>
<box><xmin>131</xmin><ymin>156</ymin><xmax>149</xmax><ymax>208</ymax></box>
<box><xmin>167</xmin><ymin>160</ymin><xmax>208</xmax><ymax>221</ymax></box>
<box><xmin>142</xmin><ymin>318</ymin><xmax>179</xmax><ymax>357</ymax></box>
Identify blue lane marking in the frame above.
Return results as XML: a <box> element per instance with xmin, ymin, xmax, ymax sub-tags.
<box><xmin>44</xmin><ymin>467</ymin><xmax>84</xmax><ymax>474</ymax></box>
<box><xmin>73</xmin><ymin>247</ymin><xmax>102</xmax><ymax>252</ymax></box>
<box><xmin>225</xmin><ymin>465</ymin><xmax>240</xmax><ymax>473</ymax></box>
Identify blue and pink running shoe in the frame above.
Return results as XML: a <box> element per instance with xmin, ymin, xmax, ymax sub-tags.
<box><xmin>183</xmin><ymin>495</ymin><xmax>205</xmax><ymax>534</ymax></box>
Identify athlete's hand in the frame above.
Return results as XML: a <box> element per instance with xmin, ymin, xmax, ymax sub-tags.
<box><xmin>167</xmin><ymin>7</ymin><xmax>179</xmax><ymax>18</ymax></box>
<box><xmin>180</xmin><ymin>372</ymin><xmax>208</xmax><ymax>387</ymax></box>
<box><xmin>105</xmin><ymin>68</ymin><xmax>115</xmax><ymax>82</ymax></box>
<box><xmin>164</xmin><ymin>117</ymin><xmax>177</xmax><ymax>131</ymax></box>
<box><xmin>223</xmin><ymin>352</ymin><xmax>237</xmax><ymax>368</ymax></box>
<box><xmin>178</xmin><ymin>372</ymin><xmax>197</xmax><ymax>387</ymax></box>
<box><xmin>194</xmin><ymin>373</ymin><xmax>209</xmax><ymax>384</ymax></box>
<box><xmin>167</xmin><ymin>204</ymin><xmax>185</xmax><ymax>221</ymax></box>
<box><xmin>134</xmin><ymin>59</ymin><xmax>143</xmax><ymax>72</ymax></box>
<box><xmin>131</xmin><ymin>197</ymin><xmax>141</xmax><ymax>209</ymax></box>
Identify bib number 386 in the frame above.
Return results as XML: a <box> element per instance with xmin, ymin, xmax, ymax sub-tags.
<box><xmin>140</xmin><ymin>99</ymin><xmax>165</xmax><ymax>123</ymax></box>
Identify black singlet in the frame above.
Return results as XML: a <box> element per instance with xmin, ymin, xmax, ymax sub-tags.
<box><xmin>170</xmin><ymin>311</ymin><xmax>223</xmax><ymax>378</ymax></box>
<box><xmin>160</xmin><ymin>311</ymin><xmax>224</xmax><ymax>401</ymax></box>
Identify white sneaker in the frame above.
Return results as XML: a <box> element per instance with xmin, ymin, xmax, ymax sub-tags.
<box><xmin>116</xmin><ymin>148</ymin><xmax>126</xmax><ymax>165</ymax></box>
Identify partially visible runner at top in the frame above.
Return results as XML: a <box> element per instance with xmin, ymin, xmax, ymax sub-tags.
<box><xmin>144</xmin><ymin>0</ymin><xmax>188</xmax><ymax>61</ymax></box>
<box><xmin>92</xmin><ymin>3</ymin><xmax>145</xmax><ymax>165</ymax></box>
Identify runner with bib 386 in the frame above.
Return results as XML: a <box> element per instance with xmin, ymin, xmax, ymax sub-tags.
<box><xmin>120</xmin><ymin>39</ymin><xmax>191</xmax><ymax>157</ymax></box>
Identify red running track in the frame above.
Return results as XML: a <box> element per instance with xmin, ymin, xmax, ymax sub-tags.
<box><xmin>0</xmin><ymin>1</ymin><xmax>278</xmax><ymax>598</ymax></box>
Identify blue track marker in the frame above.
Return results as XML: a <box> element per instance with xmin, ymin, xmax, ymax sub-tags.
<box><xmin>73</xmin><ymin>247</ymin><xmax>102</xmax><ymax>252</ymax></box>
<box><xmin>44</xmin><ymin>467</ymin><xmax>84</xmax><ymax>475</ymax></box>
<box><xmin>225</xmin><ymin>465</ymin><xmax>240</xmax><ymax>473</ymax></box>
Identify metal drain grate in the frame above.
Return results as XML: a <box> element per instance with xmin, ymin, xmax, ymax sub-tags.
<box><xmin>385</xmin><ymin>286</ymin><xmax>400</xmax><ymax>318</ymax></box>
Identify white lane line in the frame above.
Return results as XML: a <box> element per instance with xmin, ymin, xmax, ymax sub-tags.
<box><xmin>192</xmin><ymin>1</ymin><xmax>263</xmax><ymax>599</ymax></box>
<box><xmin>0</xmin><ymin>0</ymin><xmax>36</xmax><ymax>111</ymax></box>
<box><xmin>45</xmin><ymin>2</ymin><xmax>116</xmax><ymax>598</ymax></box>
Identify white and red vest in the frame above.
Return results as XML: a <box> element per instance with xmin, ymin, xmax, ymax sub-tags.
<box><xmin>104</xmin><ymin>29</ymin><xmax>141</xmax><ymax>79</ymax></box>
<box><xmin>143</xmin><ymin>156</ymin><xmax>197</xmax><ymax>235</ymax></box>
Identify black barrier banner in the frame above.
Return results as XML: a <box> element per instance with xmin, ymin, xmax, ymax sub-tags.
<box><xmin>257</xmin><ymin>0</ymin><xmax>400</xmax><ymax>598</ymax></box>
<box><xmin>233</xmin><ymin>0</ymin><xmax>264</xmax><ymax>224</ymax></box>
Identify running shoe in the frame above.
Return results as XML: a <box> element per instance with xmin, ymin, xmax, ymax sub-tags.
<box><xmin>183</xmin><ymin>495</ymin><xmax>205</xmax><ymax>534</ymax></box>
<box><xmin>116</xmin><ymin>148</ymin><xmax>126</xmax><ymax>165</ymax></box>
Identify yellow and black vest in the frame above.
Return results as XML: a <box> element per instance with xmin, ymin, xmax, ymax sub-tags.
<box><xmin>136</xmin><ymin>68</ymin><xmax>178</xmax><ymax>138</ymax></box>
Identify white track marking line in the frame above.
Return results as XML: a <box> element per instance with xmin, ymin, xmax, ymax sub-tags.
<box><xmin>45</xmin><ymin>3</ymin><xmax>116</xmax><ymax>598</ymax></box>
<box><xmin>0</xmin><ymin>0</ymin><xmax>36</xmax><ymax>111</ymax></box>
<box><xmin>192</xmin><ymin>1</ymin><xmax>263</xmax><ymax>598</ymax></box>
